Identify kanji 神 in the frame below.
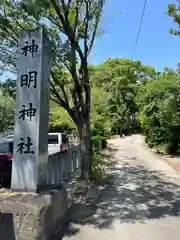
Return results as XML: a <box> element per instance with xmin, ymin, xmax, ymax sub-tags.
<box><xmin>21</xmin><ymin>39</ymin><xmax>38</xmax><ymax>58</ymax></box>
<box><xmin>19</xmin><ymin>103</ymin><xmax>37</xmax><ymax>121</ymax></box>
<box><xmin>17</xmin><ymin>137</ymin><xmax>35</xmax><ymax>154</ymax></box>
<box><xmin>20</xmin><ymin>71</ymin><xmax>37</xmax><ymax>88</ymax></box>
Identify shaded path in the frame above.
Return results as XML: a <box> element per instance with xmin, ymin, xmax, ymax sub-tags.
<box><xmin>62</xmin><ymin>135</ymin><xmax>180</xmax><ymax>240</ymax></box>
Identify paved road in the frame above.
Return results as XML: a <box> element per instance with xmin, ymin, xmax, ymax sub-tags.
<box><xmin>62</xmin><ymin>135</ymin><xmax>180</xmax><ymax>240</ymax></box>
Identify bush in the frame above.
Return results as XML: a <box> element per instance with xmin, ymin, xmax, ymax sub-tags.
<box><xmin>91</xmin><ymin>135</ymin><xmax>107</xmax><ymax>150</ymax></box>
<box><xmin>91</xmin><ymin>151</ymin><xmax>106</xmax><ymax>184</ymax></box>
<box><xmin>91</xmin><ymin>150</ymin><xmax>115</xmax><ymax>185</ymax></box>
<box><xmin>137</xmin><ymin>75</ymin><xmax>180</xmax><ymax>154</ymax></box>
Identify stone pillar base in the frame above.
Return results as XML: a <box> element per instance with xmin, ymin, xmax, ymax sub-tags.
<box><xmin>0</xmin><ymin>187</ymin><xmax>68</xmax><ymax>240</ymax></box>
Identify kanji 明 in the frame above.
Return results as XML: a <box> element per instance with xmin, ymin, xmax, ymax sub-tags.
<box><xmin>21</xmin><ymin>39</ymin><xmax>38</xmax><ymax>58</ymax></box>
<box><xmin>17</xmin><ymin>137</ymin><xmax>35</xmax><ymax>154</ymax></box>
<box><xmin>19</xmin><ymin>103</ymin><xmax>37</xmax><ymax>121</ymax></box>
<box><xmin>20</xmin><ymin>71</ymin><xmax>37</xmax><ymax>88</ymax></box>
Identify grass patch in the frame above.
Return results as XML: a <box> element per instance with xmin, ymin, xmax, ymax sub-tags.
<box><xmin>91</xmin><ymin>150</ymin><xmax>116</xmax><ymax>185</ymax></box>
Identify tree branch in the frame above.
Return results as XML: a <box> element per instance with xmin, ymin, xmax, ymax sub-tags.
<box><xmin>88</xmin><ymin>0</ymin><xmax>104</xmax><ymax>54</ymax></box>
<box><xmin>51</xmin><ymin>69</ymin><xmax>70</xmax><ymax>107</ymax></box>
<box><xmin>50</xmin><ymin>0</ymin><xmax>85</xmax><ymax>68</ymax></box>
<box><xmin>0</xmin><ymin>25</ymin><xmax>18</xmax><ymax>44</ymax></box>
<box><xmin>50</xmin><ymin>82</ymin><xmax>77</xmax><ymax>123</ymax></box>
<box><xmin>50</xmin><ymin>81</ymin><xmax>70</xmax><ymax>110</ymax></box>
<box><xmin>50</xmin><ymin>0</ymin><xmax>85</xmax><ymax>106</ymax></box>
<box><xmin>84</xmin><ymin>0</ymin><xmax>90</xmax><ymax>58</ymax></box>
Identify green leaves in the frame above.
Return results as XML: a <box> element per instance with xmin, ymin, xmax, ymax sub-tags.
<box><xmin>138</xmin><ymin>67</ymin><xmax>180</xmax><ymax>153</ymax></box>
<box><xmin>50</xmin><ymin>104</ymin><xmax>75</xmax><ymax>129</ymax></box>
<box><xmin>89</xmin><ymin>58</ymin><xmax>151</xmax><ymax>136</ymax></box>
<box><xmin>0</xmin><ymin>88</ymin><xmax>15</xmax><ymax>131</ymax></box>
<box><xmin>166</xmin><ymin>1</ymin><xmax>180</xmax><ymax>36</ymax></box>
<box><xmin>0</xmin><ymin>0</ymin><xmax>105</xmax><ymax>108</ymax></box>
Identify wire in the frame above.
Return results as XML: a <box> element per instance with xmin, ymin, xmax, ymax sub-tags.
<box><xmin>132</xmin><ymin>0</ymin><xmax>148</xmax><ymax>60</ymax></box>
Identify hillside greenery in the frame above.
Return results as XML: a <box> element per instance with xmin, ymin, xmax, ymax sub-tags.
<box><xmin>0</xmin><ymin>1</ymin><xmax>180</xmax><ymax>182</ymax></box>
<box><xmin>2</xmin><ymin>59</ymin><xmax>180</xmax><ymax>156</ymax></box>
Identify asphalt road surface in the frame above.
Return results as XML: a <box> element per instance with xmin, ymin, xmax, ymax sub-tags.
<box><xmin>62</xmin><ymin>135</ymin><xmax>180</xmax><ymax>240</ymax></box>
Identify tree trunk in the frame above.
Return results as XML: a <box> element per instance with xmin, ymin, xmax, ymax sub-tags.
<box><xmin>78</xmin><ymin>120</ymin><xmax>92</xmax><ymax>181</ymax></box>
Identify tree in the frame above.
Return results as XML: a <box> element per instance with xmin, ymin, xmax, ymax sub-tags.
<box><xmin>49</xmin><ymin>101</ymin><xmax>76</xmax><ymax>132</ymax></box>
<box><xmin>0</xmin><ymin>89</ymin><xmax>15</xmax><ymax>132</ymax></box>
<box><xmin>166</xmin><ymin>1</ymin><xmax>180</xmax><ymax>36</ymax></box>
<box><xmin>0</xmin><ymin>78</ymin><xmax>16</xmax><ymax>99</ymax></box>
<box><xmin>91</xmin><ymin>86</ymin><xmax>111</xmax><ymax>143</ymax></box>
<box><xmin>91</xmin><ymin>58</ymin><xmax>156</xmax><ymax>135</ymax></box>
<box><xmin>103</xmin><ymin>58</ymin><xmax>156</xmax><ymax>87</ymax></box>
<box><xmin>137</xmin><ymin>67</ymin><xmax>180</xmax><ymax>154</ymax></box>
<box><xmin>0</xmin><ymin>0</ymin><xmax>105</xmax><ymax>180</ymax></box>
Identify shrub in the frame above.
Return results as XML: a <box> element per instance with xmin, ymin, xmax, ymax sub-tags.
<box><xmin>91</xmin><ymin>150</ymin><xmax>115</xmax><ymax>185</ymax></box>
<box><xmin>137</xmin><ymin>75</ymin><xmax>180</xmax><ymax>154</ymax></box>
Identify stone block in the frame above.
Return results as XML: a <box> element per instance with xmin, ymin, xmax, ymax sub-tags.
<box><xmin>0</xmin><ymin>187</ymin><xmax>68</xmax><ymax>240</ymax></box>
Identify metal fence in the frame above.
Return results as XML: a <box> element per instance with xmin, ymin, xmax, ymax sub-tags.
<box><xmin>68</xmin><ymin>134</ymin><xmax>80</xmax><ymax>146</ymax></box>
<box><xmin>47</xmin><ymin>145</ymin><xmax>81</xmax><ymax>185</ymax></box>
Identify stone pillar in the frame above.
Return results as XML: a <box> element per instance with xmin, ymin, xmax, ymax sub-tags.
<box><xmin>11</xmin><ymin>28</ymin><xmax>51</xmax><ymax>192</ymax></box>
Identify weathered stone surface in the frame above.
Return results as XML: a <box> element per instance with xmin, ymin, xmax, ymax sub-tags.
<box><xmin>0</xmin><ymin>187</ymin><xmax>68</xmax><ymax>240</ymax></box>
<box><xmin>12</xmin><ymin>28</ymin><xmax>51</xmax><ymax>192</ymax></box>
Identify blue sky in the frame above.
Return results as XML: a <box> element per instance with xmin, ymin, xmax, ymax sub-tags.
<box><xmin>89</xmin><ymin>0</ymin><xmax>179</xmax><ymax>71</ymax></box>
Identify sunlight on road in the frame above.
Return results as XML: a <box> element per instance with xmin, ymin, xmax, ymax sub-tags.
<box><xmin>63</xmin><ymin>135</ymin><xmax>180</xmax><ymax>240</ymax></box>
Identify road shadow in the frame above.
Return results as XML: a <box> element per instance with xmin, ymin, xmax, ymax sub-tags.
<box><xmin>61</xmin><ymin>157</ymin><xmax>180</xmax><ymax>238</ymax></box>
